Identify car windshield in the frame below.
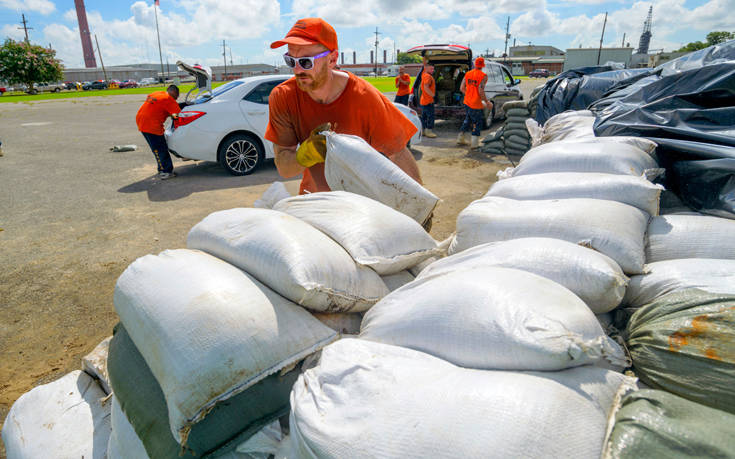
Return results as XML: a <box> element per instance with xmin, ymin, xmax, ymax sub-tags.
<box><xmin>191</xmin><ymin>80</ymin><xmax>244</xmax><ymax>104</ymax></box>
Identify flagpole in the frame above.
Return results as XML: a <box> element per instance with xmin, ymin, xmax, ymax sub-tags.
<box><xmin>154</xmin><ymin>0</ymin><xmax>165</xmax><ymax>82</ymax></box>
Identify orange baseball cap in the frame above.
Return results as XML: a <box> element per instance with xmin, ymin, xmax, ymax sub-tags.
<box><xmin>474</xmin><ymin>57</ymin><xmax>485</xmax><ymax>68</ymax></box>
<box><xmin>270</xmin><ymin>18</ymin><xmax>338</xmax><ymax>51</ymax></box>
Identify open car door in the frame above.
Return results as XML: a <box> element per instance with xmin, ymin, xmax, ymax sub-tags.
<box><xmin>176</xmin><ymin>61</ymin><xmax>212</xmax><ymax>105</ymax></box>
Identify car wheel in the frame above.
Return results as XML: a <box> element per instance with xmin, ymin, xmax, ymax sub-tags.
<box><xmin>218</xmin><ymin>133</ymin><xmax>263</xmax><ymax>176</ymax></box>
<box><xmin>54</xmin><ymin>88</ymin><xmax>61</xmax><ymax>92</ymax></box>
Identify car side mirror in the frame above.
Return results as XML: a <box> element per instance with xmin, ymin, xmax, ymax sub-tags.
<box><xmin>513</xmin><ymin>79</ymin><xmax>521</xmax><ymax>86</ymax></box>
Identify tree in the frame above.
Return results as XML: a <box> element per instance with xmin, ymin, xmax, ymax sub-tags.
<box><xmin>0</xmin><ymin>39</ymin><xmax>63</xmax><ymax>93</ymax></box>
<box><xmin>396</xmin><ymin>52</ymin><xmax>422</xmax><ymax>64</ymax></box>
<box><xmin>676</xmin><ymin>31</ymin><xmax>734</xmax><ymax>52</ymax></box>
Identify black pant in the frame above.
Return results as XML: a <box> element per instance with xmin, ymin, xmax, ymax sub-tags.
<box><xmin>141</xmin><ymin>132</ymin><xmax>174</xmax><ymax>173</ymax></box>
<box><xmin>394</xmin><ymin>94</ymin><xmax>409</xmax><ymax>105</ymax></box>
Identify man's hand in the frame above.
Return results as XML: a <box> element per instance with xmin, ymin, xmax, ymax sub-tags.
<box><xmin>296</xmin><ymin>123</ymin><xmax>331</xmax><ymax>168</ymax></box>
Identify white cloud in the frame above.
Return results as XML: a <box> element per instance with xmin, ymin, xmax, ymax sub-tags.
<box><xmin>0</xmin><ymin>0</ymin><xmax>55</xmax><ymax>15</ymax></box>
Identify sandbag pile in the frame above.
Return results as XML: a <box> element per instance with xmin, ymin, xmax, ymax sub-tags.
<box><xmin>527</xmin><ymin>110</ymin><xmax>596</xmax><ymax>147</ymax></box>
<box><xmin>501</xmin><ymin>100</ymin><xmax>533</xmax><ymax>156</ymax></box>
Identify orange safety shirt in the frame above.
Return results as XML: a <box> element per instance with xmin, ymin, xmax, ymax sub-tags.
<box><xmin>463</xmin><ymin>69</ymin><xmax>486</xmax><ymax>110</ymax></box>
<box><xmin>419</xmin><ymin>72</ymin><xmax>435</xmax><ymax>105</ymax></box>
<box><xmin>265</xmin><ymin>72</ymin><xmax>418</xmax><ymax>194</ymax></box>
<box><xmin>395</xmin><ymin>74</ymin><xmax>411</xmax><ymax>96</ymax></box>
<box><xmin>135</xmin><ymin>91</ymin><xmax>181</xmax><ymax>135</ymax></box>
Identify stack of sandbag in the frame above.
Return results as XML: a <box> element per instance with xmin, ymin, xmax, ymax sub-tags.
<box><xmin>109</xmin><ymin>249</ymin><xmax>338</xmax><ymax>457</ymax></box>
<box><xmin>527</xmin><ymin>110</ymin><xmax>597</xmax><ymax>147</ymax></box>
<box><xmin>604</xmin><ymin>389</ymin><xmax>735</xmax><ymax>458</ymax></box>
<box><xmin>527</xmin><ymin>85</ymin><xmax>543</xmax><ymax>119</ymax></box>
<box><xmin>480</xmin><ymin>126</ymin><xmax>504</xmax><ymax>155</ymax></box>
<box><xmin>288</xmin><ymin>338</ymin><xmax>635</xmax><ymax>458</ymax></box>
<box><xmin>502</xmin><ymin>100</ymin><xmax>532</xmax><ymax>156</ymax></box>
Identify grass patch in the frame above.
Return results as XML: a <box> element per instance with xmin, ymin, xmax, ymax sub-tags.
<box><xmin>361</xmin><ymin>76</ymin><xmax>415</xmax><ymax>93</ymax></box>
<box><xmin>0</xmin><ymin>82</ymin><xmax>227</xmax><ymax>103</ymax></box>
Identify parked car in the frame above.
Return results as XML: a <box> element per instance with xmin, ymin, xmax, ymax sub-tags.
<box><xmin>529</xmin><ymin>68</ymin><xmax>551</xmax><ymax>78</ymax></box>
<box><xmin>165</xmin><ymin>75</ymin><xmax>422</xmax><ymax>176</ymax></box>
<box><xmin>63</xmin><ymin>81</ymin><xmax>80</xmax><ymax>90</ymax></box>
<box><xmin>139</xmin><ymin>77</ymin><xmax>158</xmax><ymax>86</ymax></box>
<box><xmin>27</xmin><ymin>82</ymin><xmax>64</xmax><ymax>94</ymax></box>
<box><xmin>406</xmin><ymin>44</ymin><xmax>522</xmax><ymax>126</ymax></box>
<box><xmin>0</xmin><ymin>87</ymin><xmax>5</xmax><ymax>95</ymax></box>
<box><xmin>83</xmin><ymin>80</ymin><xmax>108</xmax><ymax>90</ymax></box>
<box><xmin>120</xmin><ymin>80</ymin><xmax>139</xmax><ymax>88</ymax></box>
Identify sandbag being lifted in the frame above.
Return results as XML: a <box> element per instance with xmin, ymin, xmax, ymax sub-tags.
<box><xmin>418</xmin><ymin>238</ymin><xmax>628</xmax><ymax>314</ymax></box>
<box><xmin>274</xmin><ymin>191</ymin><xmax>438</xmax><ymax>275</ymax></box>
<box><xmin>290</xmin><ymin>339</ymin><xmax>636</xmax><ymax>459</ymax></box>
<box><xmin>486</xmin><ymin>172</ymin><xmax>663</xmax><ymax>215</ymax></box>
<box><xmin>361</xmin><ymin>267</ymin><xmax>627</xmax><ymax>370</ymax></box>
<box><xmin>450</xmin><ymin>197</ymin><xmax>649</xmax><ymax>274</ymax></box>
<box><xmin>323</xmin><ymin>132</ymin><xmax>438</xmax><ymax>225</ymax></box>
<box><xmin>187</xmin><ymin>208</ymin><xmax>389</xmax><ymax>312</ymax></box>
<box><xmin>113</xmin><ymin>249</ymin><xmax>338</xmax><ymax>445</ymax></box>
<box><xmin>645</xmin><ymin>214</ymin><xmax>735</xmax><ymax>263</ymax></box>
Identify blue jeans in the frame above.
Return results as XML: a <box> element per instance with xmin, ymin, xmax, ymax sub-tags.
<box><xmin>394</xmin><ymin>94</ymin><xmax>409</xmax><ymax>105</ymax></box>
<box><xmin>460</xmin><ymin>105</ymin><xmax>484</xmax><ymax>136</ymax></box>
<box><xmin>141</xmin><ymin>132</ymin><xmax>174</xmax><ymax>173</ymax></box>
<box><xmin>420</xmin><ymin>103</ymin><xmax>435</xmax><ymax>129</ymax></box>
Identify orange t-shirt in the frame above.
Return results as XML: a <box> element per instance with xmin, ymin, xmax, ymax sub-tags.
<box><xmin>395</xmin><ymin>74</ymin><xmax>411</xmax><ymax>96</ymax></box>
<box><xmin>463</xmin><ymin>69</ymin><xmax>486</xmax><ymax>110</ymax></box>
<box><xmin>136</xmin><ymin>91</ymin><xmax>181</xmax><ymax>135</ymax></box>
<box><xmin>419</xmin><ymin>72</ymin><xmax>435</xmax><ymax>105</ymax></box>
<box><xmin>265</xmin><ymin>72</ymin><xmax>418</xmax><ymax>194</ymax></box>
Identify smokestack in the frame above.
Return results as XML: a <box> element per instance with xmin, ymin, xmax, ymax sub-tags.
<box><xmin>340</xmin><ymin>52</ymin><xmax>344</xmax><ymax>64</ymax></box>
<box><xmin>370</xmin><ymin>51</ymin><xmax>374</xmax><ymax>63</ymax></box>
<box><xmin>353</xmin><ymin>51</ymin><xmax>356</xmax><ymax>64</ymax></box>
<box><xmin>74</xmin><ymin>0</ymin><xmax>96</xmax><ymax>68</ymax></box>
<box><xmin>383</xmin><ymin>50</ymin><xmax>387</xmax><ymax>63</ymax></box>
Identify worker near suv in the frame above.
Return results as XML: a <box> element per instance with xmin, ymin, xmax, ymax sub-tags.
<box><xmin>419</xmin><ymin>64</ymin><xmax>437</xmax><ymax>138</ymax></box>
<box><xmin>265</xmin><ymin>17</ymin><xmax>422</xmax><ymax>195</ymax></box>
<box><xmin>394</xmin><ymin>67</ymin><xmax>411</xmax><ymax>105</ymax></box>
<box><xmin>135</xmin><ymin>85</ymin><xmax>181</xmax><ymax>179</ymax></box>
<box><xmin>457</xmin><ymin>57</ymin><xmax>491</xmax><ymax>149</ymax></box>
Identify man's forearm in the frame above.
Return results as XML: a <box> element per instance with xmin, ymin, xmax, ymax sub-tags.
<box><xmin>390</xmin><ymin>146</ymin><xmax>423</xmax><ymax>184</ymax></box>
<box><xmin>274</xmin><ymin>144</ymin><xmax>305</xmax><ymax>178</ymax></box>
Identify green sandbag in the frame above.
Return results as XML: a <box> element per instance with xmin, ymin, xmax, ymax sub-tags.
<box><xmin>502</xmin><ymin>100</ymin><xmax>528</xmax><ymax>110</ymax></box>
<box><xmin>626</xmin><ymin>289</ymin><xmax>735</xmax><ymax>414</ymax></box>
<box><xmin>504</xmin><ymin>129</ymin><xmax>529</xmax><ymax>139</ymax></box>
<box><xmin>505</xmin><ymin>147</ymin><xmax>527</xmax><ymax>156</ymax></box>
<box><xmin>505</xmin><ymin>108</ymin><xmax>530</xmax><ymax>117</ymax></box>
<box><xmin>604</xmin><ymin>389</ymin><xmax>735</xmax><ymax>458</ymax></box>
<box><xmin>505</xmin><ymin>137</ymin><xmax>530</xmax><ymax>150</ymax></box>
<box><xmin>504</xmin><ymin>122</ymin><xmax>528</xmax><ymax>131</ymax></box>
<box><xmin>483</xmin><ymin>129</ymin><xmax>504</xmax><ymax>143</ymax></box>
<box><xmin>482</xmin><ymin>140</ymin><xmax>504</xmax><ymax>148</ymax></box>
<box><xmin>107</xmin><ymin>324</ymin><xmax>298</xmax><ymax>458</ymax></box>
<box><xmin>481</xmin><ymin>147</ymin><xmax>505</xmax><ymax>155</ymax></box>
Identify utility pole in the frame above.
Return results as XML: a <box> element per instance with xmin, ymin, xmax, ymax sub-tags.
<box><xmin>222</xmin><ymin>40</ymin><xmax>227</xmax><ymax>81</ymax></box>
<box><xmin>503</xmin><ymin>16</ymin><xmax>510</xmax><ymax>59</ymax></box>
<box><xmin>373</xmin><ymin>27</ymin><xmax>380</xmax><ymax>75</ymax></box>
<box><xmin>94</xmin><ymin>34</ymin><xmax>108</xmax><ymax>82</ymax></box>
<box><xmin>621</xmin><ymin>33</ymin><xmax>626</xmax><ymax>48</ymax></box>
<box><xmin>18</xmin><ymin>13</ymin><xmax>33</xmax><ymax>45</ymax></box>
<box><xmin>597</xmin><ymin>12</ymin><xmax>608</xmax><ymax>65</ymax></box>
<box><xmin>229</xmin><ymin>47</ymin><xmax>233</xmax><ymax>66</ymax></box>
<box><xmin>153</xmin><ymin>1</ymin><xmax>164</xmax><ymax>82</ymax></box>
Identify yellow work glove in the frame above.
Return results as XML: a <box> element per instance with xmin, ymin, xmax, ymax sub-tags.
<box><xmin>296</xmin><ymin>123</ymin><xmax>331</xmax><ymax>168</ymax></box>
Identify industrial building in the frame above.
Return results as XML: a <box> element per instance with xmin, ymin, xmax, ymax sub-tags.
<box><xmin>562</xmin><ymin>47</ymin><xmax>635</xmax><ymax>71</ymax></box>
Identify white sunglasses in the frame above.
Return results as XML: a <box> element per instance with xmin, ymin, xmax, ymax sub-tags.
<box><xmin>283</xmin><ymin>50</ymin><xmax>330</xmax><ymax>70</ymax></box>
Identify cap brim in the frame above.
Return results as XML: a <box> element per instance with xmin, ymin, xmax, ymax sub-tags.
<box><xmin>270</xmin><ymin>36</ymin><xmax>320</xmax><ymax>49</ymax></box>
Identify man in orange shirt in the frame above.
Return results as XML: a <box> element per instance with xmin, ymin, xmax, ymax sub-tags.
<box><xmin>458</xmin><ymin>57</ymin><xmax>491</xmax><ymax>149</ymax></box>
<box><xmin>265</xmin><ymin>18</ymin><xmax>422</xmax><ymax>195</ymax></box>
<box><xmin>419</xmin><ymin>64</ymin><xmax>437</xmax><ymax>138</ymax></box>
<box><xmin>394</xmin><ymin>66</ymin><xmax>411</xmax><ymax>105</ymax></box>
<box><xmin>135</xmin><ymin>85</ymin><xmax>181</xmax><ymax>179</ymax></box>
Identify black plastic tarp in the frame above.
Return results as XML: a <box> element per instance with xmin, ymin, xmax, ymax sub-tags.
<box><xmin>534</xmin><ymin>66</ymin><xmax>651</xmax><ymax>124</ymax></box>
<box><xmin>592</xmin><ymin>40</ymin><xmax>735</xmax><ymax>218</ymax></box>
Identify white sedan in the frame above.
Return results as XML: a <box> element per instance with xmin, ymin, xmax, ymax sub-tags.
<box><xmin>166</xmin><ymin>75</ymin><xmax>422</xmax><ymax>176</ymax></box>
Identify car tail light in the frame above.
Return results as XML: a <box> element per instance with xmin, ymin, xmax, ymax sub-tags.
<box><xmin>173</xmin><ymin>111</ymin><xmax>206</xmax><ymax>128</ymax></box>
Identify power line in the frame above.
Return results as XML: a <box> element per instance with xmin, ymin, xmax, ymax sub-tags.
<box><xmin>222</xmin><ymin>40</ymin><xmax>228</xmax><ymax>81</ymax></box>
<box><xmin>18</xmin><ymin>13</ymin><xmax>33</xmax><ymax>44</ymax></box>
<box><xmin>373</xmin><ymin>27</ymin><xmax>380</xmax><ymax>75</ymax></box>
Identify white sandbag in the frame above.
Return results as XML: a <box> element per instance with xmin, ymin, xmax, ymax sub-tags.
<box><xmin>253</xmin><ymin>182</ymin><xmax>291</xmax><ymax>209</ymax></box>
<box><xmin>311</xmin><ymin>312</ymin><xmax>363</xmax><ymax>335</ymax></box>
<box><xmin>450</xmin><ymin>197</ymin><xmax>649</xmax><ymax>274</ymax></box>
<box><xmin>323</xmin><ymin>132</ymin><xmax>439</xmax><ymax>225</ymax></box>
<box><xmin>505</xmin><ymin>140</ymin><xmax>661</xmax><ymax>179</ymax></box>
<box><xmin>380</xmin><ymin>270</ymin><xmax>415</xmax><ymax>292</ymax></box>
<box><xmin>418</xmin><ymin>238</ymin><xmax>628</xmax><ymax>313</ymax></box>
<box><xmin>486</xmin><ymin>172</ymin><xmax>664</xmax><ymax>215</ymax></box>
<box><xmin>362</xmin><ymin>267</ymin><xmax>627</xmax><ymax>370</ymax></box>
<box><xmin>646</xmin><ymin>215</ymin><xmax>735</xmax><ymax>263</ymax></box>
<box><xmin>624</xmin><ymin>259</ymin><xmax>735</xmax><ymax>308</ymax></box>
<box><xmin>113</xmin><ymin>249</ymin><xmax>338</xmax><ymax>444</ymax></box>
<box><xmin>82</xmin><ymin>336</ymin><xmax>112</xmax><ymax>395</ymax></box>
<box><xmin>187</xmin><ymin>208</ymin><xmax>389</xmax><ymax>312</ymax></box>
<box><xmin>108</xmin><ymin>396</ymin><xmax>148</xmax><ymax>459</ymax></box>
<box><xmin>569</xmin><ymin>136</ymin><xmax>658</xmax><ymax>155</ymax></box>
<box><xmin>290</xmin><ymin>339</ymin><xmax>636</xmax><ymax>459</ymax></box>
<box><xmin>233</xmin><ymin>421</ymin><xmax>283</xmax><ymax>459</ymax></box>
<box><xmin>2</xmin><ymin>370</ymin><xmax>111</xmax><ymax>459</ymax></box>
<box><xmin>537</xmin><ymin>110</ymin><xmax>596</xmax><ymax>145</ymax></box>
<box><xmin>273</xmin><ymin>191</ymin><xmax>438</xmax><ymax>275</ymax></box>
<box><xmin>408</xmin><ymin>256</ymin><xmax>438</xmax><ymax>277</ymax></box>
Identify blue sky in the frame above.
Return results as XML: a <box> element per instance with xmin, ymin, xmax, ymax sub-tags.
<box><xmin>1</xmin><ymin>0</ymin><xmax>731</xmax><ymax>69</ymax></box>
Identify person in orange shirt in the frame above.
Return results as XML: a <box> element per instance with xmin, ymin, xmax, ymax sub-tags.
<box><xmin>419</xmin><ymin>64</ymin><xmax>437</xmax><ymax>138</ymax></box>
<box><xmin>135</xmin><ymin>85</ymin><xmax>181</xmax><ymax>179</ymax></box>
<box><xmin>394</xmin><ymin>67</ymin><xmax>411</xmax><ymax>105</ymax></box>
<box><xmin>264</xmin><ymin>18</ymin><xmax>422</xmax><ymax>195</ymax></box>
<box><xmin>458</xmin><ymin>57</ymin><xmax>491</xmax><ymax>149</ymax></box>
